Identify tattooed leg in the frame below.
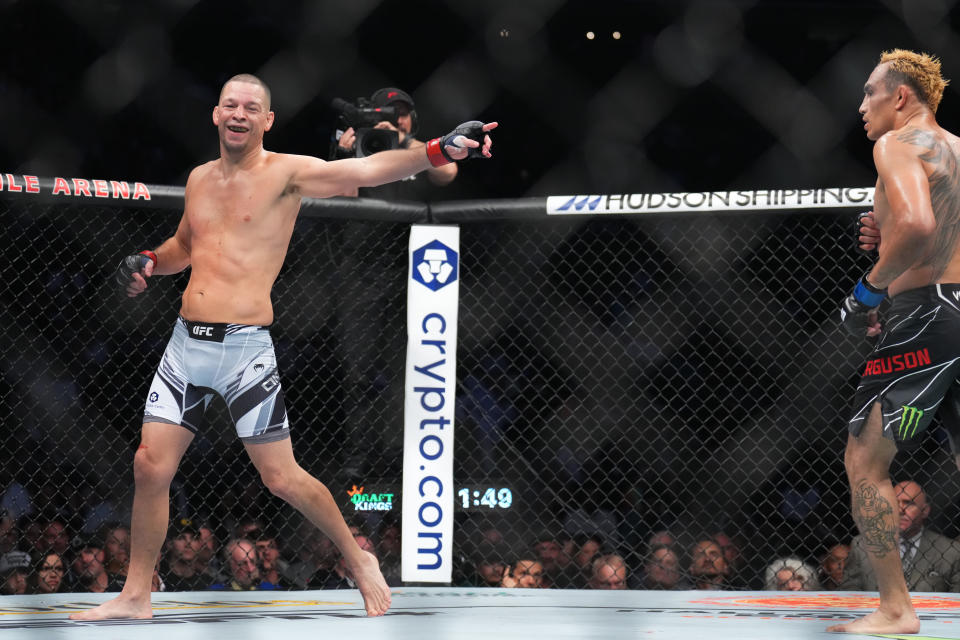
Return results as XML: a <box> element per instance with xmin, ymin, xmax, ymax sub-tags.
<box><xmin>851</xmin><ymin>480</ymin><xmax>897</xmax><ymax>557</ymax></box>
<box><xmin>828</xmin><ymin>402</ymin><xmax>919</xmax><ymax>634</ymax></box>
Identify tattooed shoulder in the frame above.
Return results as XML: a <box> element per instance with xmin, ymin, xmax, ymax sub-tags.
<box><xmin>896</xmin><ymin>126</ymin><xmax>937</xmax><ymax>150</ymax></box>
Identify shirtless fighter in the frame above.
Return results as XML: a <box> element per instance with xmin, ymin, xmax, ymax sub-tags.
<box><xmin>70</xmin><ymin>73</ymin><xmax>496</xmax><ymax>620</ymax></box>
<box><xmin>833</xmin><ymin>50</ymin><xmax>957</xmax><ymax>634</ymax></box>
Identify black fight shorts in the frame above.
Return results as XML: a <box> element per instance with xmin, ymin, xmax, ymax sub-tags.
<box><xmin>849</xmin><ymin>284</ymin><xmax>960</xmax><ymax>452</ymax></box>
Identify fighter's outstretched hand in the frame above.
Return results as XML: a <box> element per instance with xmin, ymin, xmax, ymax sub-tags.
<box><xmin>116</xmin><ymin>251</ymin><xmax>156</xmax><ymax>297</ymax></box>
<box><xmin>426</xmin><ymin>121</ymin><xmax>498</xmax><ymax>166</ymax></box>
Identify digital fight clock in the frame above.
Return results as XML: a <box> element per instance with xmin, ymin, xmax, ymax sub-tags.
<box><xmin>456</xmin><ymin>486</ymin><xmax>514</xmax><ymax>510</ymax></box>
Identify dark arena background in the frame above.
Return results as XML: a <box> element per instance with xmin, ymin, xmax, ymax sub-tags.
<box><xmin>6</xmin><ymin>1</ymin><xmax>960</xmax><ymax>636</ymax></box>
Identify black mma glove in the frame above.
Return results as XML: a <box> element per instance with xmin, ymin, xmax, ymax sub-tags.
<box><xmin>839</xmin><ymin>273</ymin><xmax>886</xmax><ymax>336</ymax></box>
<box><xmin>115</xmin><ymin>250</ymin><xmax>157</xmax><ymax>290</ymax></box>
<box><xmin>426</xmin><ymin>120</ymin><xmax>486</xmax><ymax>166</ymax></box>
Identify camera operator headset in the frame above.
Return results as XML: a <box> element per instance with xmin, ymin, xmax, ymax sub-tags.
<box><xmin>336</xmin><ymin>87</ymin><xmax>458</xmax><ymax>197</ymax></box>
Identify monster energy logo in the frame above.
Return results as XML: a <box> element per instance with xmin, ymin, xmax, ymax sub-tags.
<box><xmin>899</xmin><ymin>405</ymin><xmax>924</xmax><ymax>440</ymax></box>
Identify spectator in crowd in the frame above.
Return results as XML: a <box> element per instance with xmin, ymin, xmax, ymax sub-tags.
<box><xmin>101</xmin><ymin>523</ymin><xmax>131</xmax><ymax>578</ymax></box>
<box><xmin>322</xmin><ymin>535</ymin><xmax>377</xmax><ymax>589</ymax></box>
<box><xmin>639</xmin><ymin>544</ymin><xmax>690</xmax><ymax>590</ymax></box>
<box><xmin>573</xmin><ymin>534</ymin><xmax>605</xmax><ymax>570</ymax></box>
<box><xmin>648</xmin><ymin>530</ymin><xmax>677</xmax><ymax>550</ymax></box>
<box><xmin>713</xmin><ymin>531</ymin><xmax>747</xmax><ymax>586</ymax></box>
<box><xmin>588</xmin><ymin>554</ymin><xmax>628</xmax><ymax>590</ymax></box>
<box><xmin>210</xmin><ymin>538</ymin><xmax>280</xmax><ymax>591</ymax></box>
<box><xmin>345</xmin><ymin>518</ymin><xmax>368</xmax><ymax>539</ymax></box>
<box><xmin>841</xmin><ymin>480</ymin><xmax>960</xmax><ymax>592</ymax></box>
<box><xmin>532</xmin><ymin>530</ymin><xmax>576</xmax><ymax>588</ymax></box>
<box><xmin>500</xmin><ymin>557</ymin><xmax>545</xmax><ymax>589</ymax></box>
<box><xmin>284</xmin><ymin>522</ymin><xmax>338</xmax><ymax>589</ymax></box>
<box><xmin>30</xmin><ymin>551</ymin><xmax>68</xmax><ymax>594</ymax></box>
<box><xmin>689</xmin><ymin>538</ymin><xmax>732</xmax><ymax>590</ymax></box>
<box><xmin>38</xmin><ymin>518</ymin><xmax>71</xmax><ymax>556</ymax></box>
<box><xmin>764</xmin><ymin>556</ymin><xmax>823</xmax><ymax>591</ymax></box>
<box><xmin>553</xmin><ymin>531</ymin><xmax>582</xmax><ymax>588</ymax></box>
<box><xmin>819</xmin><ymin>542</ymin><xmax>850</xmax><ymax>590</ymax></box>
<box><xmin>72</xmin><ymin>543</ymin><xmax>109</xmax><ymax>592</ymax></box>
<box><xmin>255</xmin><ymin>530</ymin><xmax>291</xmax><ymax>589</ymax></box>
<box><xmin>471</xmin><ymin>541</ymin><xmax>510</xmax><ymax>587</ymax></box>
<box><xmin>195</xmin><ymin>522</ymin><xmax>222</xmax><ymax>581</ymax></box>
<box><xmin>1</xmin><ymin>565</ymin><xmax>29</xmax><ymax>595</ymax></box>
<box><xmin>19</xmin><ymin>518</ymin><xmax>43</xmax><ymax>557</ymax></box>
<box><xmin>569</xmin><ymin>533</ymin><xmax>608</xmax><ymax>588</ymax></box>
<box><xmin>162</xmin><ymin>517</ymin><xmax>208</xmax><ymax>592</ymax></box>
<box><xmin>0</xmin><ymin>511</ymin><xmax>18</xmax><ymax>554</ymax></box>
<box><xmin>0</xmin><ymin>550</ymin><xmax>32</xmax><ymax>595</ymax></box>
<box><xmin>375</xmin><ymin>516</ymin><xmax>402</xmax><ymax>587</ymax></box>
<box><xmin>234</xmin><ymin>516</ymin><xmax>266</xmax><ymax>541</ymax></box>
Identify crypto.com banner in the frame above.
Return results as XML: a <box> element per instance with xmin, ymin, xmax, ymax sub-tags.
<box><xmin>402</xmin><ymin>225</ymin><xmax>459</xmax><ymax>582</ymax></box>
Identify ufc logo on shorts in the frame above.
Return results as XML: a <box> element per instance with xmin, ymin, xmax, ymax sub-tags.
<box><xmin>186</xmin><ymin>322</ymin><xmax>224</xmax><ymax>341</ymax></box>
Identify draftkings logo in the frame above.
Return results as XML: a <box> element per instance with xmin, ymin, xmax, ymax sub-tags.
<box><xmin>347</xmin><ymin>485</ymin><xmax>395</xmax><ymax>512</ymax></box>
<box><xmin>411</xmin><ymin>240</ymin><xmax>458</xmax><ymax>291</ymax></box>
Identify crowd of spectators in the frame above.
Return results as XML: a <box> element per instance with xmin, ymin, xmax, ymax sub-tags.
<box><xmin>4</xmin><ymin>475</ymin><xmax>958</xmax><ymax>594</ymax></box>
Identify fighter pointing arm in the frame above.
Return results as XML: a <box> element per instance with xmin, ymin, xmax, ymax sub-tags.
<box><xmin>289</xmin><ymin>120</ymin><xmax>497</xmax><ymax>199</ymax></box>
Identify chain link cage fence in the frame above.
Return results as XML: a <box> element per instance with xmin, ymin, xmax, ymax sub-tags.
<box><xmin>3</xmin><ymin>185</ymin><xmax>960</xmax><ymax>595</ymax></box>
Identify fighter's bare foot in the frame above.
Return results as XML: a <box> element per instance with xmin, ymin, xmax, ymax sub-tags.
<box><xmin>827</xmin><ymin>608</ymin><xmax>920</xmax><ymax>634</ymax></box>
<box><xmin>68</xmin><ymin>595</ymin><xmax>153</xmax><ymax>621</ymax></box>
<box><xmin>349</xmin><ymin>550</ymin><xmax>392</xmax><ymax>617</ymax></box>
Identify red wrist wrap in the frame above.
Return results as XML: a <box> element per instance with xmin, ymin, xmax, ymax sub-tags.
<box><xmin>426</xmin><ymin>138</ymin><xmax>450</xmax><ymax>167</ymax></box>
<box><xmin>139</xmin><ymin>250</ymin><xmax>158</xmax><ymax>266</ymax></box>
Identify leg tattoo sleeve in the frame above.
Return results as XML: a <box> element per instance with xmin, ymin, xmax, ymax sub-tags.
<box><xmin>852</xmin><ymin>480</ymin><xmax>897</xmax><ymax>558</ymax></box>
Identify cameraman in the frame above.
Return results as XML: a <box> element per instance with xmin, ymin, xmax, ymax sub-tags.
<box><xmin>337</xmin><ymin>87</ymin><xmax>458</xmax><ymax>198</ymax></box>
<box><xmin>333</xmin><ymin>87</ymin><xmax>461</xmax><ymax>479</ymax></box>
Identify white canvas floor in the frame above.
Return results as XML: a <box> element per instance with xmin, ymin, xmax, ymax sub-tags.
<box><xmin>2</xmin><ymin>588</ymin><xmax>959</xmax><ymax>640</ymax></box>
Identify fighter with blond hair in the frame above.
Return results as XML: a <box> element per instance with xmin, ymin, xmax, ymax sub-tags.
<box><xmin>836</xmin><ymin>49</ymin><xmax>958</xmax><ymax>634</ymax></box>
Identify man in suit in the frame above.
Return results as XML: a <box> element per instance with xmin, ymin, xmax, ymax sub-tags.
<box><xmin>841</xmin><ymin>480</ymin><xmax>960</xmax><ymax>592</ymax></box>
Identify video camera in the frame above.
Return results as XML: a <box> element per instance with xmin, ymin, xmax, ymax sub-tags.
<box><xmin>331</xmin><ymin>97</ymin><xmax>400</xmax><ymax>158</ymax></box>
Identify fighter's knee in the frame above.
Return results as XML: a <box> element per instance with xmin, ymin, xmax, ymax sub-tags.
<box><xmin>133</xmin><ymin>446</ymin><xmax>176</xmax><ymax>487</ymax></box>
<box><xmin>260</xmin><ymin>469</ymin><xmax>297</xmax><ymax>501</ymax></box>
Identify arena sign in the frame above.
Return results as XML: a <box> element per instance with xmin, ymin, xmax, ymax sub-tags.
<box><xmin>0</xmin><ymin>174</ymin><xmax>152</xmax><ymax>200</ymax></box>
<box><xmin>546</xmin><ymin>187</ymin><xmax>875</xmax><ymax>215</ymax></box>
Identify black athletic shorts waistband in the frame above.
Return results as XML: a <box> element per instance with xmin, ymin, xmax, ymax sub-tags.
<box><xmin>177</xmin><ymin>315</ymin><xmax>270</xmax><ymax>342</ymax></box>
<box><xmin>889</xmin><ymin>283</ymin><xmax>960</xmax><ymax>309</ymax></box>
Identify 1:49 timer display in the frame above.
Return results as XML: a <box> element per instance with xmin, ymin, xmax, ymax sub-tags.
<box><xmin>457</xmin><ymin>486</ymin><xmax>514</xmax><ymax>510</ymax></box>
